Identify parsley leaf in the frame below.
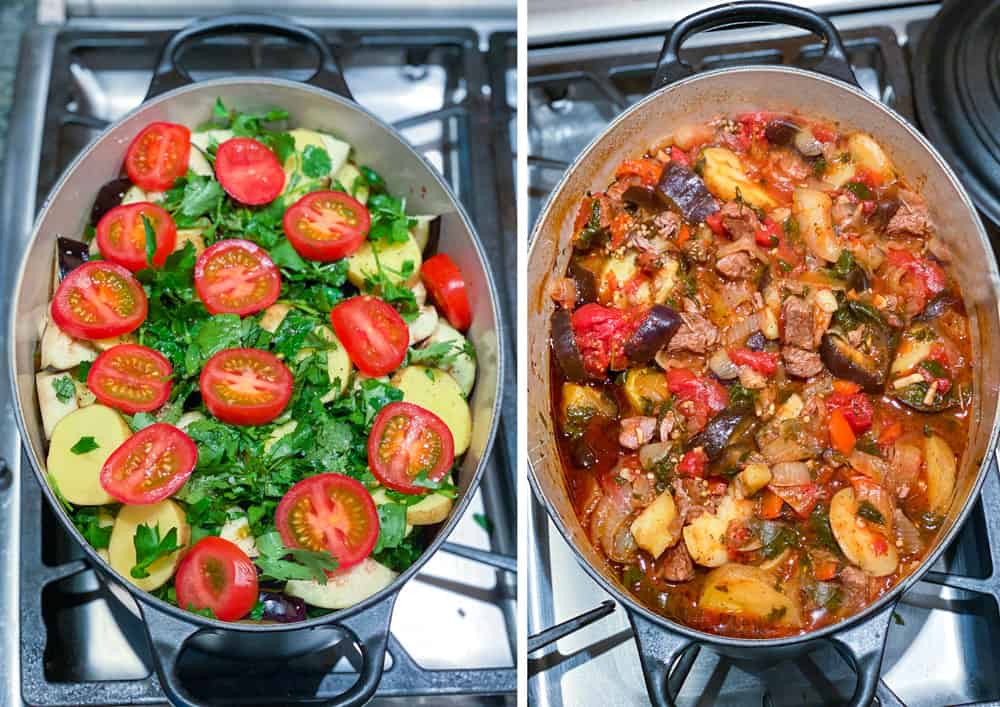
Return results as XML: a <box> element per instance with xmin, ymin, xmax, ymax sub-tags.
<box><xmin>407</xmin><ymin>339</ymin><xmax>475</xmax><ymax>368</ymax></box>
<box><xmin>374</xmin><ymin>503</ymin><xmax>407</xmax><ymax>553</ymax></box>
<box><xmin>131</xmin><ymin>523</ymin><xmax>183</xmax><ymax>579</ymax></box>
<box><xmin>71</xmin><ymin>507</ymin><xmax>112</xmax><ymax>549</ymax></box>
<box><xmin>173</xmin><ymin>174</ymin><xmax>225</xmax><ymax>220</ymax></box>
<box><xmin>857</xmin><ymin>501</ymin><xmax>885</xmax><ymax>524</ymax></box>
<box><xmin>70</xmin><ymin>436</ymin><xmax>99</xmax><ymax>454</ymax></box>
<box><xmin>367</xmin><ymin>193</ymin><xmax>414</xmax><ymax>245</ymax></box>
<box><xmin>254</xmin><ymin>531</ymin><xmax>339</xmax><ymax>584</ymax></box>
<box><xmin>142</xmin><ymin>214</ymin><xmax>157</xmax><ymax>268</ymax></box>
<box><xmin>301</xmin><ymin>145</ymin><xmax>332</xmax><ymax>178</ymax></box>
<box><xmin>74</xmin><ymin>361</ymin><xmax>92</xmax><ymax>383</ymax></box>
<box><xmin>52</xmin><ymin>375</ymin><xmax>76</xmax><ymax>403</ymax></box>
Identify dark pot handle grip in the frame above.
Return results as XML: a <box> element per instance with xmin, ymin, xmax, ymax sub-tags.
<box><xmin>145</xmin><ymin>13</ymin><xmax>353</xmax><ymax>101</ymax></box>
<box><xmin>139</xmin><ymin>594</ymin><xmax>396</xmax><ymax>706</ymax></box>
<box><xmin>829</xmin><ymin>600</ymin><xmax>896</xmax><ymax>707</ymax></box>
<box><xmin>627</xmin><ymin>609</ymin><xmax>695</xmax><ymax>707</ymax></box>
<box><xmin>653</xmin><ymin>1</ymin><xmax>859</xmax><ymax>90</ymax></box>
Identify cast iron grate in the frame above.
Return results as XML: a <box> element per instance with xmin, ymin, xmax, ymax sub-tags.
<box><xmin>17</xmin><ymin>21</ymin><xmax>516</xmax><ymax>707</ymax></box>
<box><xmin>527</xmin><ymin>22</ymin><xmax>1000</xmax><ymax>707</ymax></box>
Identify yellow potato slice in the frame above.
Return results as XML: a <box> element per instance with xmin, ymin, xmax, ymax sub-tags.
<box><xmin>347</xmin><ymin>233</ymin><xmax>422</xmax><ymax>290</ymax></box>
<box><xmin>392</xmin><ymin>366</ymin><xmax>472</xmax><ymax>455</ymax></box>
<box><xmin>108</xmin><ymin>499</ymin><xmax>190</xmax><ymax>592</ymax></box>
<box><xmin>829</xmin><ymin>488</ymin><xmax>898</xmax><ymax>576</ymax></box>
<box><xmin>924</xmin><ymin>433</ymin><xmax>957</xmax><ymax>514</ymax></box>
<box><xmin>47</xmin><ymin>405</ymin><xmax>131</xmax><ymax>505</ymax></box>
<box><xmin>700</xmin><ymin>563</ymin><xmax>802</xmax><ymax>627</ymax></box>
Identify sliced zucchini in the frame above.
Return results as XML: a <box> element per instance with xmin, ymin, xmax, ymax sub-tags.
<box><xmin>422</xmin><ymin>321</ymin><xmax>476</xmax><ymax>397</ymax></box>
<box><xmin>40</xmin><ymin>315</ymin><xmax>97</xmax><ymax>371</ymax></box>
<box><xmin>284</xmin><ymin>558</ymin><xmax>397</xmax><ymax>609</ymax></box>
<box><xmin>47</xmin><ymin>404</ymin><xmax>131</xmax><ymax>505</ymax></box>
<box><xmin>36</xmin><ymin>371</ymin><xmax>79</xmax><ymax>439</ymax></box>
<box><xmin>109</xmin><ymin>499</ymin><xmax>190</xmax><ymax>592</ymax></box>
<box><xmin>392</xmin><ymin>366</ymin><xmax>472</xmax><ymax>455</ymax></box>
<box><xmin>346</xmin><ymin>233</ymin><xmax>422</xmax><ymax>289</ymax></box>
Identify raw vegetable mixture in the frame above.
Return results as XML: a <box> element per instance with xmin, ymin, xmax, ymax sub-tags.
<box><xmin>36</xmin><ymin>99</ymin><xmax>478</xmax><ymax>623</ymax></box>
<box><xmin>549</xmin><ymin>111</ymin><xmax>971</xmax><ymax>638</ymax></box>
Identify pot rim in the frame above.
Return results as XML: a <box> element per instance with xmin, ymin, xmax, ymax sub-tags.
<box><xmin>11</xmin><ymin>75</ymin><xmax>505</xmax><ymax>633</ymax></box>
<box><xmin>527</xmin><ymin>64</ymin><xmax>1000</xmax><ymax>647</ymax></box>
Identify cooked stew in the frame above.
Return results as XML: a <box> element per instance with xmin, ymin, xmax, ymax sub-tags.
<box><xmin>548</xmin><ymin>111</ymin><xmax>971</xmax><ymax>638</ymax></box>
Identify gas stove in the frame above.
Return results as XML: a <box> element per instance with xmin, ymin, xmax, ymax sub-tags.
<box><xmin>527</xmin><ymin>5</ymin><xmax>1000</xmax><ymax>706</ymax></box>
<box><xmin>0</xmin><ymin>8</ymin><xmax>515</xmax><ymax>707</ymax></box>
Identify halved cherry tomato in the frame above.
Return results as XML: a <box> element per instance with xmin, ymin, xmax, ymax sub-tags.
<box><xmin>96</xmin><ymin>202</ymin><xmax>177</xmax><ymax>272</ymax></box>
<box><xmin>87</xmin><ymin>344</ymin><xmax>172</xmax><ymax>414</ymax></box>
<box><xmin>614</xmin><ymin>158</ymin><xmax>663</xmax><ymax>187</ymax></box>
<box><xmin>100</xmin><ymin>423</ymin><xmax>197</xmax><ymax>504</ymax></box>
<box><xmin>275</xmin><ymin>473</ymin><xmax>379</xmax><ymax>570</ymax></box>
<box><xmin>677</xmin><ymin>448</ymin><xmax>708</xmax><ymax>478</ymax></box>
<box><xmin>705</xmin><ymin>211</ymin><xmax>725</xmax><ymax>235</ymax></box>
<box><xmin>124</xmin><ymin>122</ymin><xmax>191</xmax><ymax>191</ymax></box>
<box><xmin>570</xmin><ymin>303</ymin><xmax>633</xmax><ymax>377</ymax></box>
<box><xmin>368</xmin><ymin>402</ymin><xmax>455</xmax><ymax>494</ymax></box>
<box><xmin>727</xmin><ymin>348</ymin><xmax>779</xmax><ymax>376</ymax></box>
<box><xmin>199</xmin><ymin>348</ymin><xmax>293</xmax><ymax>426</ymax></box>
<box><xmin>174</xmin><ymin>537</ymin><xmax>258</xmax><ymax>621</ymax></box>
<box><xmin>194</xmin><ymin>239</ymin><xmax>281</xmax><ymax>316</ymax></box>
<box><xmin>669</xmin><ymin>146</ymin><xmax>691</xmax><ymax>168</ymax></box>
<box><xmin>214</xmin><ymin>137</ymin><xmax>285</xmax><ymax>205</ymax></box>
<box><xmin>51</xmin><ymin>261</ymin><xmax>148</xmax><ymax>340</ymax></box>
<box><xmin>421</xmin><ymin>253</ymin><xmax>472</xmax><ymax>331</ymax></box>
<box><xmin>329</xmin><ymin>296</ymin><xmax>408</xmax><ymax>377</ymax></box>
<box><xmin>283</xmin><ymin>190</ymin><xmax>370</xmax><ymax>261</ymax></box>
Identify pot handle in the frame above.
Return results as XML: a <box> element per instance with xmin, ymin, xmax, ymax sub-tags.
<box><xmin>829</xmin><ymin>599</ymin><xmax>896</xmax><ymax>707</ymax></box>
<box><xmin>653</xmin><ymin>1</ymin><xmax>859</xmax><ymax>90</ymax></box>
<box><xmin>138</xmin><ymin>593</ymin><xmax>397</xmax><ymax>707</ymax></box>
<box><xmin>627</xmin><ymin>609</ymin><xmax>697</xmax><ymax>707</ymax></box>
<box><xmin>145</xmin><ymin>14</ymin><xmax>353</xmax><ymax>101</ymax></box>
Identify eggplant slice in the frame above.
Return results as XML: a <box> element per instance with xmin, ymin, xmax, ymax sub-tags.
<box><xmin>55</xmin><ymin>237</ymin><xmax>90</xmax><ymax>281</ymax></box>
<box><xmin>551</xmin><ymin>309</ymin><xmax>590</xmax><ymax>382</ymax></box>
<box><xmin>656</xmin><ymin>162</ymin><xmax>719</xmax><ymax>224</ymax></box>
<box><xmin>624</xmin><ymin>304</ymin><xmax>682</xmax><ymax>364</ymax></box>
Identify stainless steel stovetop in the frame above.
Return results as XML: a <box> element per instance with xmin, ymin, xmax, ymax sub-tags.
<box><xmin>0</xmin><ymin>8</ymin><xmax>516</xmax><ymax>707</ymax></box>
<box><xmin>527</xmin><ymin>5</ymin><xmax>1000</xmax><ymax>706</ymax></box>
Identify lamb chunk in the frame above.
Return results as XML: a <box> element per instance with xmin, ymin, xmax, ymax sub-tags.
<box><xmin>655</xmin><ymin>540</ymin><xmax>695</xmax><ymax>583</ymax></box>
<box><xmin>668</xmin><ymin>310</ymin><xmax>719</xmax><ymax>355</ymax></box>
<box><xmin>720</xmin><ymin>200</ymin><xmax>761</xmax><ymax>241</ymax></box>
<box><xmin>653</xmin><ymin>210</ymin><xmax>682</xmax><ymax>240</ymax></box>
<box><xmin>782</xmin><ymin>346</ymin><xmax>824</xmax><ymax>378</ymax></box>
<box><xmin>886</xmin><ymin>190</ymin><xmax>934</xmax><ymax>239</ymax></box>
<box><xmin>619</xmin><ymin>416</ymin><xmax>658</xmax><ymax>450</ymax></box>
<box><xmin>716</xmin><ymin>251</ymin><xmax>755</xmax><ymax>280</ymax></box>
<box><xmin>781</xmin><ymin>295</ymin><xmax>817</xmax><ymax>350</ymax></box>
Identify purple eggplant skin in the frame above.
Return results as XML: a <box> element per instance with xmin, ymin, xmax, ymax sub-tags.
<box><xmin>551</xmin><ymin>309</ymin><xmax>590</xmax><ymax>382</ymax></box>
<box><xmin>621</xmin><ymin>184</ymin><xmax>660</xmax><ymax>209</ymax></box>
<box><xmin>89</xmin><ymin>177</ymin><xmax>133</xmax><ymax>226</ymax></box>
<box><xmin>655</xmin><ymin>162</ymin><xmax>719</xmax><ymax>224</ymax></box>
<box><xmin>56</xmin><ymin>237</ymin><xmax>89</xmax><ymax>280</ymax></box>
<box><xmin>624</xmin><ymin>304</ymin><xmax>682</xmax><ymax>364</ymax></box>
<box><xmin>764</xmin><ymin>118</ymin><xmax>800</xmax><ymax>145</ymax></box>
<box><xmin>258</xmin><ymin>591</ymin><xmax>308</xmax><ymax>623</ymax></box>
<box><xmin>688</xmin><ymin>411</ymin><xmax>747</xmax><ymax>461</ymax></box>
<box><xmin>568</xmin><ymin>258</ymin><xmax>599</xmax><ymax>305</ymax></box>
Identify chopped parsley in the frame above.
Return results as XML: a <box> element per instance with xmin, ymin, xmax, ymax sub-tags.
<box><xmin>51</xmin><ymin>375</ymin><xmax>76</xmax><ymax>403</ymax></box>
<box><xmin>131</xmin><ymin>523</ymin><xmax>184</xmax><ymax>579</ymax></box>
<box><xmin>69</xmin><ymin>436</ymin><xmax>99</xmax><ymax>455</ymax></box>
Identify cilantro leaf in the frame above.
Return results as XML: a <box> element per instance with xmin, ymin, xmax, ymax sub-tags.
<box><xmin>70</xmin><ymin>436</ymin><xmax>99</xmax><ymax>454</ymax></box>
<box><xmin>176</xmin><ymin>175</ymin><xmax>224</xmax><ymax>219</ymax></box>
<box><xmin>360</xmin><ymin>165</ymin><xmax>386</xmax><ymax>194</ymax></box>
<box><xmin>301</xmin><ymin>145</ymin><xmax>332</xmax><ymax>178</ymax></box>
<box><xmin>52</xmin><ymin>375</ymin><xmax>76</xmax><ymax>403</ymax></box>
<box><xmin>184</xmin><ymin>418</ymin><xmax>242</xmax><ymax>468</ymax></box>
<box><xmin>131</xmin><ymin>523</ymin><xmax>183</xmax><ymax>579</ymax></box>
<box><xmin>412</xmin><ymin>469</ymin><xmax>458</xmax><ymax>498</ymax></box>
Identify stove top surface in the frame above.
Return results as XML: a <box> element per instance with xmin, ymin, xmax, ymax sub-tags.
<box><xmin>0</xmin><ymin>15</ymin><xmax>515</xmax><ymax>707</ymax></box>
<box><xmin>527</xmin><ymin>6</ymin><xmax>1000</xmax><ymax>707</ymax></box>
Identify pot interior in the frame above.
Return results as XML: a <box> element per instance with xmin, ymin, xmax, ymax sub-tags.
<box><xmin>527</xmin><ymin>66</ymin><xmax>1000</xmax><ymax>640</ymax></box>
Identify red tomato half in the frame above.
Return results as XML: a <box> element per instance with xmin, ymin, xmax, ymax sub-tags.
<box><xmin>124</xmin><ymin>122</ymin><xmax>191</xmax><ymax>191</ymax></box>
<box><xmin>570</xmin><ymin>303</ymin><xmax>632</xmax><ymax>377</ymax></box>
<box><xmin>276</xmin><ymin>473</ymin><xmax>379</xmax><ymax>570</ymax></box>
<box><xmin>96</xmin><ymin>202</ymin><xmax>177</xmax><ymax>272</ymax></box>
<box><xmin>421</xmin><ymin>253</ymin><xmax>472</xmax><ymax>331</ymax></box>
<box><xmin>194</xmin><ymin>239</ymin><xmax>281</xmax><ymax>316</ymax></box>
<box><xmin>199</xmin><ymin>348</ymin><xmax>293</xmax><ymax>425</ymax></box>
<box><xmin>174</xmin><ymin>537</ymin><xmax>259</xmax><ymax>622</ymax></box>
<box><xmin>100</xmin><ymin>423</ymin><xmax>197</xmax><ymax>504</ymax></box>
<box><xmin>368</xmin><ymin>402</ymin><xmax>455</xmax><ymax>494</ymax></box>
<box><xmin>87</xmin><ymin>344</ymin><xmax>173</xmax><ymax>414</ymax></box>
<box><xmin>51</xmin><ymin>261</ymin><xmax>148</xmax><ymax>340</ymax></box>
<box><xmin>283</xmin><ymin>190</ymin><xmax>370</xmax><ymax>261</ymax></box>
<box><xmin>329</xmin><ymin>296</ymin><xmax>409</xmax><ymax>377</ymax></box>
<box><xmin>214</xmin><ymin>137</ymin><xmax>285</xmax><ymax>205</ymax></box>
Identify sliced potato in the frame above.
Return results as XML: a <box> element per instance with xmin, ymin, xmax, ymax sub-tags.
<box><xmin>736</xmin><ymin>463</ymin><xmax>772</xmax><ymax>497</ymax></box>
<box><xmin>793</xmin><ymin>188</ymin><xmax>841</xmax><ymax>263</ymax></box>
<box><xmin>175</xmin><ymin>228</ymin><xmax>206</xmax><ymax>255</ymax></box>
<box><xmin>47</xmin><ymin>404</ymin><xmax>131</xmax><ymax>505</ymax></box>
<box><xmin>347</xmin><ymin>233</ymin><xmax>422</xmax><ymax>289</ymax></box>
<box><xmin>109</xmin><ymin>499</ymin><xmax>190</xmax><ymax>592</ymax></box>
<box><xmin>924</xmin><ymin>433</ymin><xmax>957</xmax><ymax>514</ymax></box>
<box><xmin>600</xmin><ymin>250</ymin><xmax>648</xmax><ymax>307</ymax></box>
<box><xmin>40</xmin><ymin>316</ymin><xmax>97</xmax><ymax>371</ymax></box>
<box><xmin>36</xmin><ymin>371</ymin><xmax>79</xmax><ymax>439</ymax></box>
<box><xmin>683</xmin><ymin>494</ymin><xmax>752</xmax><ymax>567</ymax></box>
<box><xmin>630</xmin><ymin>490</ymin><xmax>680</xmax><ymax>558</ymax></box>
<box><xmin>259</xmin><ymin>302</ymin><xmax>292</xmax><ymax>334</ymax></box>
<box><xmin>829</xmin><ymin>488</ymin><xmax>898</xmax><ymax>576</ymax></box>
<box><xmin>848</xmin><ymin>132</ymin><xmax>894</xmax><ymax>183</ymax></box>
<box><xmin>120</xmin><ymin>184</ymin><xmax>149</xmax><ymax>205</ymax></box>
<box><xmin>406</xmin><ymin>487</ymin><xmax>454</xmax><ymax>525</ymax></box>
<box><xmin>822</xmin><ymin>160</ymin><xmax>857</xmax><ymax>188</ymax></box>
<box><xmin>422</xmin><ymin>321</ymin><xmax>476</xmax><ymax>397</ymax></box>
<box><xmin>561</xmin><ymin>383</ymin><xmax>618</xmax><ymax>424</ymax></box>
<box><xmin>392</xmin><ymin>366</ymin><xmax>472</xmax><ymax>455</ymax></box>
<box><xmin>409</xmin><ymin>305</ymin><xmax>439</xmax><ymax>345</ymax></box>
<box><xmin>700</xmin><ymin>563</ymin><xmax>802</xmax><ymax>627</ymax></box>
<box><xmin>285</xmin><ymin>558</ymin><xmax>397</xmax><ymax>609</ymax></box>
<box><xmin>701</xmin><ymin>147</ymin><xmax>777</xmax><ymax>210</ymax></box>
<box><xmin>264</xmin><ymin>420</ymin><xmax>298</xmax><ymax>454</ymax></box>
<box><xmin>410</xmin><ymin>215</ymin><xmax>438</xmax><ymax>252</ymax></box>
<box><xmin>74</xmin><ymin>378</ymin><xmax>96</xmax><ymax>407</ymax></box>
<box><xmin>219</xmin><ymin>509</ymin><xmax>258</xmax><ymax>557</ymax></box>
<box><xmin>335</xmin><ymin>162</ymin><xmax>370</xmax><ymax>205</ymax></box>
<box><xmin>321</xmin><ymin>134</ymin><xmax>351</xmax><ymax>176</ymax></box>
<box><xmin>92</xmin><ymin>333</ymin><xmax>137</xmax><ymax>352</ymax></box>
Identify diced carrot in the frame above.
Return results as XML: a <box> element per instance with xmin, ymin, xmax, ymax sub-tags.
<box><xmin>878</xmin><ymin>421</ymin><xmax>903</xmax><ymax>447</ymax></box>
<box><xmin>676</xmin><ymin>223</ymin><xmax>691</xmax><ymax>247</ymax></box>
<box><xmin>832</xmin><ymin>379</ymin><xmax>861</xmax><ymax>396</ymax></box>
<box><xmin>813</xmin><ymin>559</ymin><xmax>839</xmax><ymax>581</ymax></box>
<box><xmin>759</xmin><ymin>489</ymin><xmax>785</xmax><ymax>519</ymax></box>
<box><xmin>829</xmin><ymin>408</ymin><xmax>856</xmax><ymax>456</ymax></box>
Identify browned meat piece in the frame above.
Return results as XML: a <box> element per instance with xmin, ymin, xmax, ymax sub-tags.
<box><xmin>831</xmin><ymin>193</ymin><xmax>864</xmax><ymax>236</ymax></box>
<box><xmin>653</xmin><ymin>210</ymin><xmax>682</xmax><ymax>240</ymax></box>
<box><xmin>668</xmin><ymin>300</ymin><xmax>719</xmax><ymax>355</ymax></box>
<box><xmin>659</xmin><ymin>411</ymin><xmax>677</xmax><ymax>441</ymax></box>
<box><xmin>549</xmin><ymin>277</ymin><xmax>577</xmax><ymax>310</ymax></box>
<box><xmin>886</xmin><ymin>190</ymin><xmax>934</xmax><ymax>238</ymax></box>
<box><xmin>619</xmin><ymin>416</ymin><xmax>658</xmax><ymax>450</ymax></box>
<box><xmin>838</xmin><ymin>566</ymin><xmax>870</xmax><ymax>611</ymax></box>
<box><xmin>781</xmin><ymin>295</ymin><xmax>817</xmax><ymax>350</ymax></box>
<box><xmin>681</xmin><ymin>227</ymin><xmax>716</xmax><ymax>263</ymax></box>
<box><xmin>655</xmin><ymin>540</ymin><xmax>695</xmax><ymax>583</ymax></box>
<box><xmin>720</xmin><ymin>200</ymin><xmax>761</xmax><ymax>241</ymax></box>
<box><xmin>716</xmin><ymin>251</ymin><xmax>755</xmax><ymax>280</ymax></box>
<box><xmin>636</xmin><ymin>249</ymin><xmax>662</xmax><ymax>273</ymax></box>
<box><xmin>782</xmin><ymin>346</ymin><xmax>824</xmax><ymax>378</ymax></box>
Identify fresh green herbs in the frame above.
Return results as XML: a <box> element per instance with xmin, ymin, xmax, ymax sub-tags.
<box><xmin>131</xmin><ymin>523</ymin><xmax>184</xmax><ymax>579</ymax></box>
<box><xmin>51</xmin><ymin>375</ymin><xmax>76</xmax><ymax>403</ymax></box>
<box><xmin>301</xmin><ymin>145</ymin><xmax>332</xmax><ymax>178</ymax></box>
<box><xmin>843</xmin><ymin>181</ymin><xmax>875</xmax><ymax>201</ymax></box>
<box><xmin>71</xmin><ymin>507</ymin><xmax>113</xmax><ymax>549</ymax></box>
<box><xmin>374</xmin><ymin>503</ymin><xmax>408</xmax><ymax>553</ymax></box>
<box><xmin>857</xmin><ymin>501</ymin><xmax>885</xmax><ymax>524</ymax></box>
<box><xmin>142</xmin><ymin>214</ymin><xmax>157</xmax><ymax>267</ymax></box>
<box><xmin>70</xmin><ymin>436</ymin><xmax>99</xmax><ymax>455</ymax></box>
<box><xmin>253</xmin><ymin>530</ymin><xmax>339</xmax><ymax>584</ymax></box>
<box><xmin>367</xmin><ymin>193</ymin><xmax>415</xmax><ymax>245</ymax></box>
<box><xmin>407</xmin><ymin>339</ymin><xmax>475</xmax><ymax>368</ymax></box>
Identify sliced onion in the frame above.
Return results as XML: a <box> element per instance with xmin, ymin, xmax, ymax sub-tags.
<box><xmin>640</xmin><ymin>441</ymin><xmax>672</xmax><ymax>470</ymax></box>
<box><xmin>793</xmin><ymin>129</ymin><xmax>823</xmax><ymax>157</ymax></box>
<box><xmin>590</xmin><ymin>493</ymin><xmax>636</xmax><ymax>563</ymax></box>
<box><xmin>724</xmin><ymin>312</ymin><xmax>762</xmax><ymax>346</ymax></box>
<box><xmin>770</xmin><ymin>461</ymin><xmax>812</xmax><ymax>486</ymax></box>
<box><xmin>885</xmin><ymin>441</ymin><xmax>922</xmax><ymax>498</ymax></box>
<box><xmin>708</xmin><ymin>348</ymin><xmax>740</xmax><ymax>379</ymax></box>
<box><xmin>893</xmin><ymin>508</ymin><xmax>923</xmax><ymax>554</ymax></box>
<box><xmin>848</xmin><ymin>449</ymin><xmax>890</xmax><ymax>482</ymax></box>
<box><xmin>761</xmin><ymin>436</ymin><xmax>813</xmax><ymax>463</ymax></box>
